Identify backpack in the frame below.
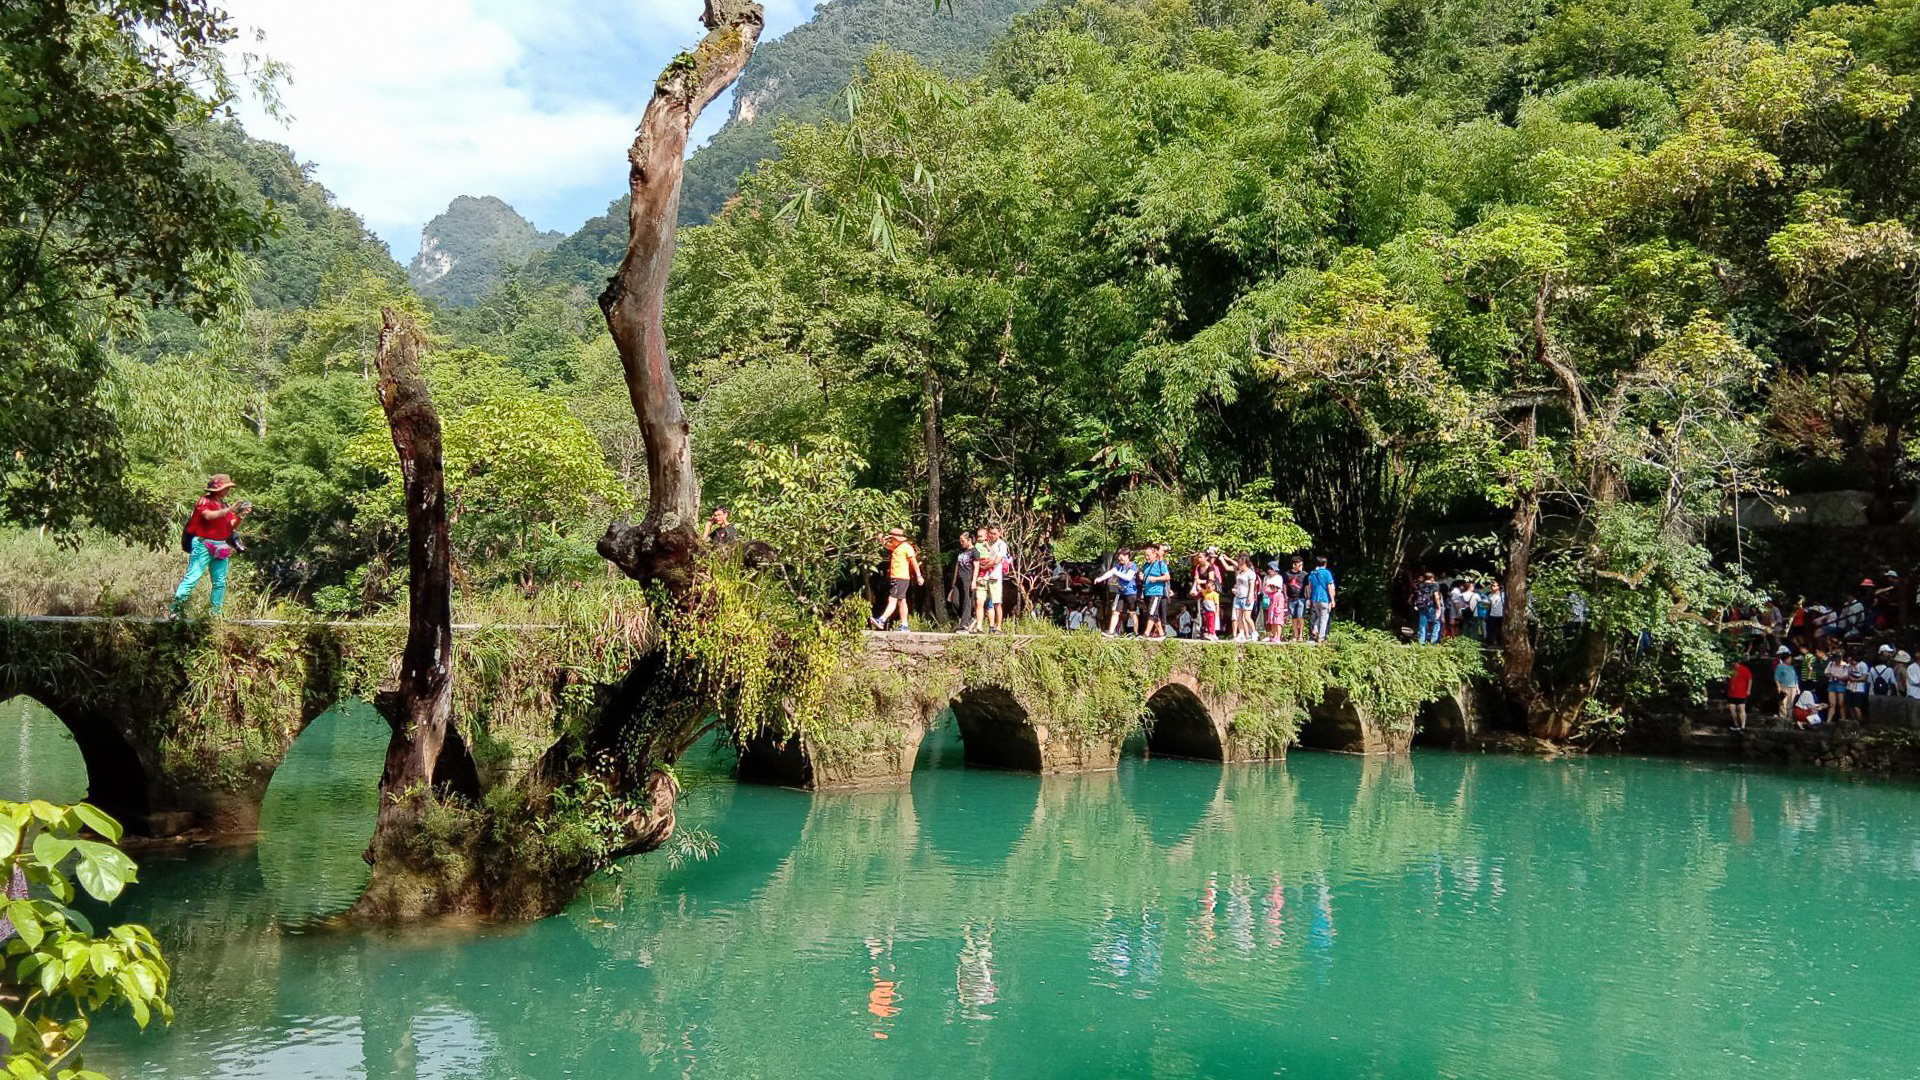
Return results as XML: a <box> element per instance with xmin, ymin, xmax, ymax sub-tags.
<box><xmin>180</xmin><ymin>522</ymin><xmax>194</xmax><ymax>554</ymax></box>
<box><xmin>1874</xmin><ymin>665</ymin><xmax>1899</xmax><ymax>696</ymax></box>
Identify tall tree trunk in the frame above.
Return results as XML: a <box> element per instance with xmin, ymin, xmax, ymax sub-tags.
<box><xmin>1502</xmin><ymin>404</ymin><xmax>1543</xmax><ymax>724</ymax></box>
<box><xmin>923</xmin><ymin>367</ymin><xmax>943</xmax><ymax>619</ymax></box>
<box><xmin>356</xmin><ymin>309</ymin><xmax>479</xmax><ymax>916</ymax></box>
<box><xmin>597</xmin><ymin>0</ymin><xmax>765</xmax><ymax>591</ymax></box>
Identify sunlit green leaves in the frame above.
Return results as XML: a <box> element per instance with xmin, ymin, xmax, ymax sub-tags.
<box><xmin>2</xmin><ymin>800</ymin><xmax>171</xmax><ymax>1080</ymax></box>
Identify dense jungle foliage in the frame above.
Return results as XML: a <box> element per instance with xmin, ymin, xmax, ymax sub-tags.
<box><xmin>12</xmin><ymin>0</ymin><xmax>1920</xmax><ymax>736</ymax></box>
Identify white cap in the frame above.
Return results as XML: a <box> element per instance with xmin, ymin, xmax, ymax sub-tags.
<box><xmin>1880</xmin><ymin>643</ymin><xmax>1896</xmax><ymax>654</ymax></box>
<box><xmin>1775</xmin><ymin>646</ymin><xmax>1791</xmax><ymax>657</ymax></box>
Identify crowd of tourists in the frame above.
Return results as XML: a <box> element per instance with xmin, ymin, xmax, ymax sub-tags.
<box><xmin>1061</xmin><ymin>549</ymin><xmax>1339</xmax><ymax>643</ymax></box>
<box><xmin>1721</xmin><ymin>571</ymin><xmax>1920</xmax><ymax>730</ymax></box>
<box><xmin>865</xmin><ymin>530</ymin><xmax>1344</xmax><ymax>644</ymax></box>
<box><xmin>1404</xmin><ymin>571</ymin><xmax>1508</xmax><ymax>646</ymax></box>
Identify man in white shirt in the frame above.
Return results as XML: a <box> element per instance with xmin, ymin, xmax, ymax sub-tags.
<box><xmin>1458</xmin><ymin>581</ymin><xmax>1483</xmax><ymax>640</ymax></box>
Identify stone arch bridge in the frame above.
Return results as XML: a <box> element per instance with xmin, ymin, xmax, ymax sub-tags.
<box><xmin>739</xmin><ymin>633</ymin><xmax>1490</xmax><ymax>789</ymax></box>
<box><xmin>1</xmin><ymin>617</ymin><xmax>1487</xmax><ymax>837</ymax></box>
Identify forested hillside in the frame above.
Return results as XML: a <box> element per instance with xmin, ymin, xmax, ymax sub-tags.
<box><xmin>408</xmin><ymin>195</ymin><xmax>563</xmax><ymax>306</ymax></box>
<box><xmin>677</xmin><ymin>0</ymin><xmax>1046</xmax><ymax>225</ymax></box>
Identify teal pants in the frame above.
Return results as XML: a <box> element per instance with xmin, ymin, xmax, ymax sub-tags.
<box><xmin>173</xmin><ymin>537</ymin><xmax>231</xmax><ymax>614</ymax></box>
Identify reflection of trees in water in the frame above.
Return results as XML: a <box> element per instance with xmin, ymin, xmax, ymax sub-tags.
<box><xmin>1</xmin><ymin>695</ymin><xmax>88</xmax><ymax>803</ymax></box>
<box><xmin>256</xmin><ymin>703</ymin><xmax>388</xmax><ymax>922</ymax></box>
<box><xmin>78</xmin><ymin>756</ymin><xmax>1920</xmax><ymax>1079</ymax></box>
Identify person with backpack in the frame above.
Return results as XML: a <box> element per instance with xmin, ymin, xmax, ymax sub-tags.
<box><xmin>172</xmin><ymin>474</ymin><xmax>251</xmax><ymax>618</ymax></box>
<box><xmin>1412</xmin><ymin>571</ymin><xmax>1444</xmax><ymax>645</ymax></box>
<box><xmin>1093</xmin><ymin>550</ymin><xmax>1140</xmax><ymax>637</ymax></box>
<box><xmin>1871</xmin><ymin>650</ymin><xmax>1901</xmax><ymax>705</ymax></box>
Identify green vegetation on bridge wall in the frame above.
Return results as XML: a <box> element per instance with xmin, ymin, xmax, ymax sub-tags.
<box><xmin>0</xmin><ymin>593</ymin><xmax>659</xmax><ymax>834</ymax></box>
<box><xmin>801</xmin><ymin>629</ymin><xmax>1485</xmax><ymax>777</ymax></box>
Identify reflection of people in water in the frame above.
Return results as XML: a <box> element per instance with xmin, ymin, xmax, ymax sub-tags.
<box><xmin>1095</xmin><ymin>905</ymin><xmax>1131</xmax><ymax>980</ymax></box>
<box><xmin>1309</xmin><ymin>879</ymin><xmax>1336</xmax><ymax>985</ymax></box>
<box><xmin>1263</xmin><ymin>873</ymin><xmax>1285</xmax><ymax>950</ymax></box>
<box><xmin>956</xmin><ymin>921</ymin><xmax>997</xmax><ymax>1019</ymax></box>
<box><xmin>1226</xmin><ymin>873</ymin><xmax>1255</xmax><ymax>956</ymax></box>
<box><xmin>1092</xmin><ymin>903</ymin><xmax>1163</xmax><ymax>996</ymax></box>
<box><xmin>1731</xmin><ymin>775</ymin><xmax>1754</xmax><ymax>847</ymax></box>
<box><xmin>866</xmin><ymin>936</ymin><xmax>902</xmax><ymax>1034</ymax></box>
<box><xmin>1135</xmin><ymin>906</ymin><xmax>1161</xmax><ymax>990</ymax></box>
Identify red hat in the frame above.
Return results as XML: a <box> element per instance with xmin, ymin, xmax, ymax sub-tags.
<box><xmin>1861</xmin><ymin>579</ymin><xmax>1877</xmax><ymax>588</ymax></box>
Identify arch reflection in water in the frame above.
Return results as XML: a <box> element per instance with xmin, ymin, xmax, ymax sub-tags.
<box><xmin>1</xmin><ymin>695</ymin><xmax>89</xmax><ymax>803</ymax></box>
<box><xmin>910</xmin><ymin>722</ymin><xmax>1041</xmax><ymax>870</ymax></box>
<box><xmin>256</xmin><ymin>702</ymin><xmax>388</xmax><ymax>921</ymax></box>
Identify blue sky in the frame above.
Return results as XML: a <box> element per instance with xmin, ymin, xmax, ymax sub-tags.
<box><xmin>225</xmin><ymin>0</ymin><xmax>815</xmax><ymax>260</ymax></box>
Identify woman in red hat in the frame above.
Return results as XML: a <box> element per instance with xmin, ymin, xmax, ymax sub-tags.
<box><xmin>171</xmin><ymin>474</ymin><xmax>251</xmax><ymax>616</ymax></box>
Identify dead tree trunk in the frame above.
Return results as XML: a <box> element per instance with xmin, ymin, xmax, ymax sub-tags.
<box><xmin>355</xmin><ymin>308</ymin><xmax>480</xmax><ymax>919</ymax></box>
<box><xmin>597</xmin><ymin>0</ymin><xmax>765</xmax><ymax>591</ymax></box>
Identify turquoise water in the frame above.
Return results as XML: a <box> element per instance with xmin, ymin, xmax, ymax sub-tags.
<box><xmin>8</xmin><ymin>703</ymin><xmax>1920</xmax><ymax>1078</ymax></box>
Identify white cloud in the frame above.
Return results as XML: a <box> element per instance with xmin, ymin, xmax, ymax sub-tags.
<box><xmin>225</xmin><ymin>0</ymin><xmax>810</xmax><ymax>258</ymax></box>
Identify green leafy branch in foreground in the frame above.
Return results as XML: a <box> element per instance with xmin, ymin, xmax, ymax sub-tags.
<box><xmin>1</xmin><ymin>801</ymin><xmax>170</xmax><ymax>1080</ymax></box>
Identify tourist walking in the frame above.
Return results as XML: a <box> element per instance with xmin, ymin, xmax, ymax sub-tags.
<box><xmin>968</xmin><ymin>530</ymin><xmax>1000</xmax><ymax>633</ymax></box>
<box><xmin>1141</xmin><ymin>545</ymin><xmax>1171</xmax><ymax>639</ymax></box>
<box><xmin>1306</xmin><ymin>557</ymin><xmax>1337</xmax><ymax>642</ymax></box>
<box><xmin>172</xmin><ymin>474</ymin><xmax>251</xmax><ymax>618</ymax></box>
<box><xmin>1413</xmin><ymin>572</ymin><xmax>1443</xmax><ymax>645</ymax></box>
<box><xmin>951</xmin><ymin>530</ymin><xmax>978</xmax><ymax>632</ymax></box>
<box><xmin>1871</xmin><ymin>649</ymin><xmax>1901</xmax><ymax>702</ymax></box>
<box><xmin>1094</xmin><ymin>551</ymin><xmax>1140</xmax><ymax>636</ymax></box>
<box><xmin>1284</xmin><ymin>557</ymin><xmax>1309</xmax><ymax>642</ymax></box>
<box><xmin>872</xmin><ymin>528</ymin><xmax>924</xmax><ymax>631</ymax></box>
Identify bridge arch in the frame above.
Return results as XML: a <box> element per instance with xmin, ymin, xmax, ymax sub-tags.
<box><xmin>0</xmin><ymin>693</ymin><xmax>150</xmax><ymax>824</ymax></box>
<box><xmin>1414</xmin><ymin>694</ymin><xmax>1469</xmax><ymax>748</ymax></box>
<box><xmin>950</xmin><ymin>686</ymin><xmax>1044</xmax><ymax>772</ymax></box>
<box><xmin>1144</xmin><ymin>680</ymin><xmax>1225</xmax><ymax>762</ymax></box>
<box><xmin>1297</xmin><ymin>688</ymin><xmax>1369</xmax><ymax>753</ymax></box>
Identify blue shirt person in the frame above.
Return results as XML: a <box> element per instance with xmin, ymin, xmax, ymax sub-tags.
<box><xmin>1306</xmin><ymin>557</ymin><xmax>1337</xmax><ymax>642</ymax></box>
